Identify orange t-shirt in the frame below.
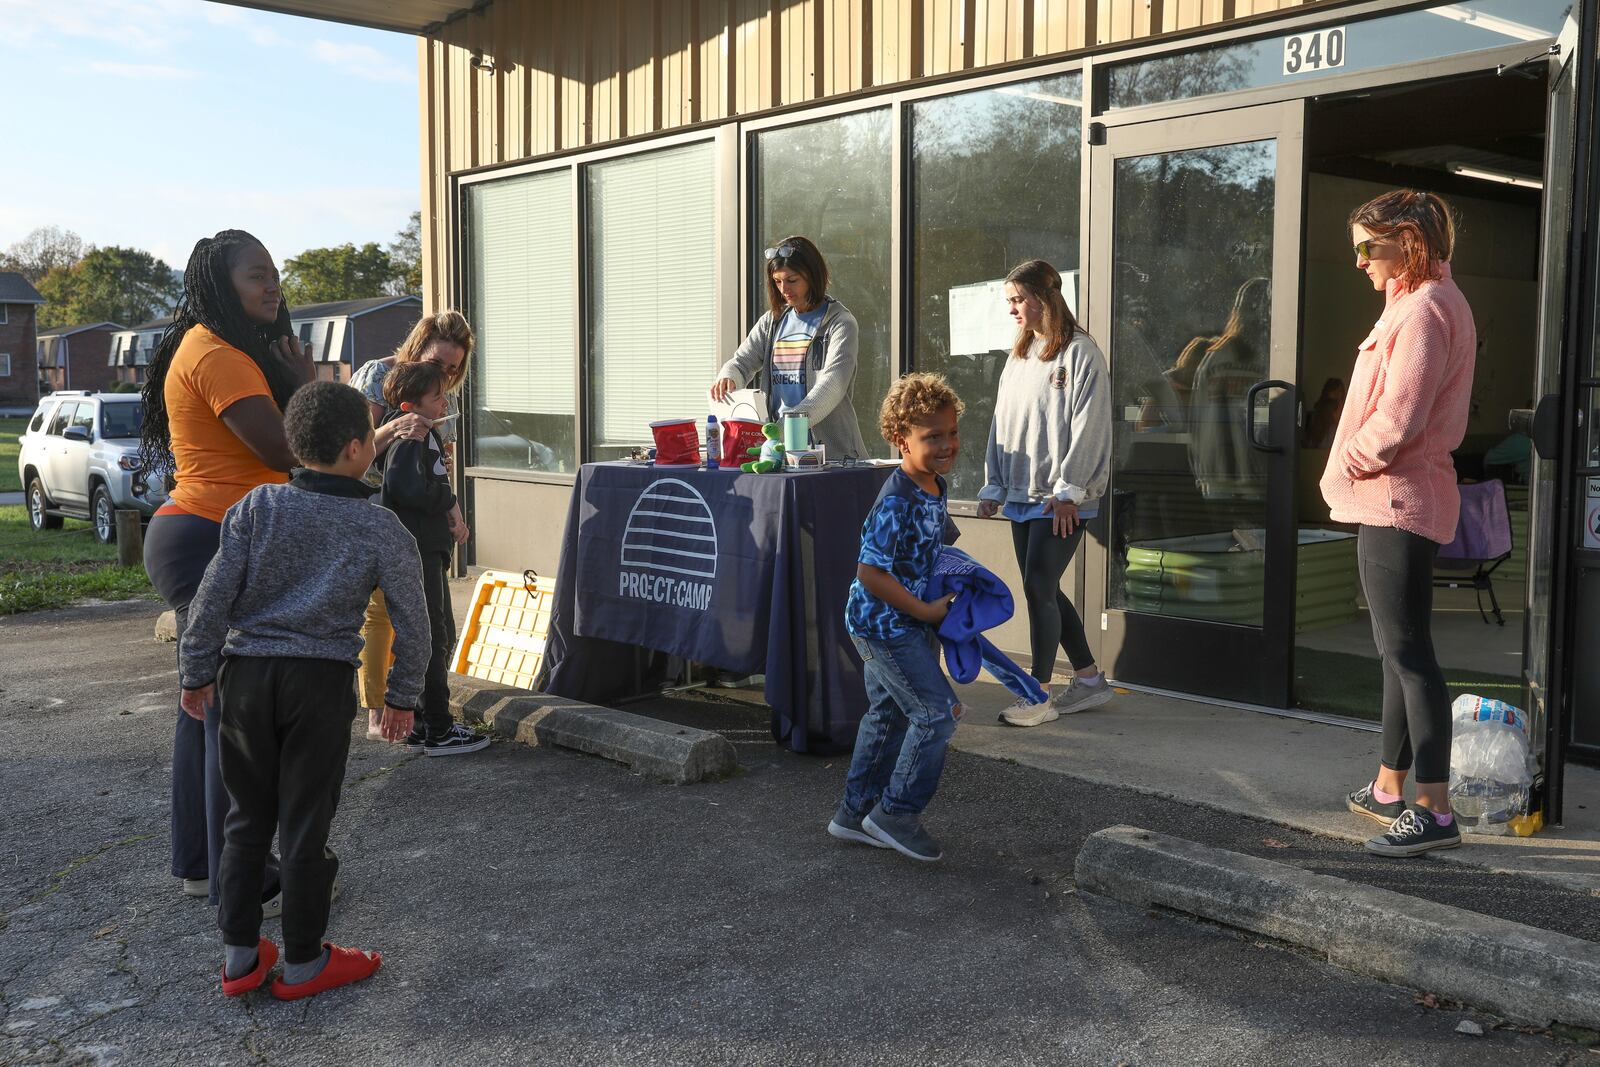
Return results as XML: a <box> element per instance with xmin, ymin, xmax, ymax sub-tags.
<box><xmin>165</xmin><ymin>325</ymin><xmax>287</xmax><ymax>522</ymax></box>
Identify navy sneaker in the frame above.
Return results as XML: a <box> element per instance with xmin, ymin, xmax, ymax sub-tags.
<box><xmin>1365</xmin><ymin>805</ymin><xmax>1462</xmax><ymax>857</ymax></box>
<box><xmin>1347</xmin><ymin>781</ymin><xmax>1404</xmax><ymax>826</ymax></box>
<box><xmin>826</xmin><ymin>802</ymin><xmax>889</xmax><ymax>849</ymax></box>
<box><xmin>422</xmin><ymin>722</ymin><xmax>490</xmax><ymax>757</ymax></box>
<box><xmin>863</xmin><ymin>805</ymin><xmax>943</xmax><ymax>862</ymax></box>
<box><xmin>400</xmin><ymin>730</ymin><xmax>426</xmax><ymax>752</ymax></box>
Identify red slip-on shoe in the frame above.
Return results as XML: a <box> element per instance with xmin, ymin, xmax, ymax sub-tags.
<box><xmin>221</xmin><ymin>938</ymin><xmax>279</xmax><ymax>997</ymax></box>
<box><xmin>269</xmin><ymin>944</ymin><xmax>382</xmax><ymax>1001</ymax></box>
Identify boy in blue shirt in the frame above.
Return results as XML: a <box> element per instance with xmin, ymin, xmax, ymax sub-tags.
<box><xmin>828</xmin><ymin>373</ymin><xmax>965</xmax><ymax>862</ymax></box>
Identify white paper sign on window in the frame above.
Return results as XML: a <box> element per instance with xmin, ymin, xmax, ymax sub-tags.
<box><xmin>949</xmin><ymin>271</ymin><xmax>1078</xmax><ymax>357</ymax></box>
<box><xmin>1283</xmin><ymin>28</ymin><xmax>1346</xmax><ymax>76</ymax></box>
<box><xmin>1584</xmin><ymin>478</ymin><xmax>1600</xmax><ymax>550</ymax></box>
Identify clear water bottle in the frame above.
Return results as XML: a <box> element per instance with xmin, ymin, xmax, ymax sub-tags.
<box><xmin>1449</xmin><ymin>694</ymin><xmax>1533</xmax><ymax>832</ymax></box>
<box><xmin>705</xmin><ymin>415</ymin><xmax>720</xmax><ymax>470</ymax></box>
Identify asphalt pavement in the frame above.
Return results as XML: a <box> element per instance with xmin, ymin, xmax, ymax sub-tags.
<box><xmin>0</xmin><ymin>598</ymin><xmax>1593</xmax><ymax>1066</ymax></box>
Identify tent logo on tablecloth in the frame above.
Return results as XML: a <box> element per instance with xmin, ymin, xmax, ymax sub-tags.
<box><xmin>617</xmin><ymin>478</ymin><xmax>717</xmax><ymax>611</ymax></box>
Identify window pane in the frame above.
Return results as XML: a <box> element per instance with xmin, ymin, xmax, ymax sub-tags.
<box><xmin>1105</xmin><ymin>141</ymin><xmax>1277</xmax><ymax>625</ymax></box>
<box><xmin>468</xmin><ymin>169</ymin><xmax>576</xmax><ymax>473</ymax></box>
<box><xmin>100</xmin><ymin>401</ymin><xmax>141</xmax><ymax>439</ymax></box>
<box><xmin>587</xmin><ymin>142</ymin><xmax>718</xmax><ymax>460</ymax></box>
<box><xmin>753</xmin><ymin>109</ymin><xmax>892</xmax><ymax>457</ymax></box>
<box><xmin>1107</xmin><ymin>0</ymin><xmax>1570</xmax><ymax>111</ymax></box>
<box><xmin>909</xmin><ymin>73</ymin><xmax>1083</xmax><ymax>500</ymax></box>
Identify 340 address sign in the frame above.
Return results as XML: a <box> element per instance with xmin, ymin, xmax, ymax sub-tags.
<box><xmin>1283</xmin><ymin>28</ymin><xmax>1346</xmax><ymax>76</ymax></box>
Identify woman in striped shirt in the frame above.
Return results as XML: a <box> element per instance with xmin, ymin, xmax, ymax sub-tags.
<box><xmin>710</xmin><ymin>235</ymin><xmax>868</xmax><ymax>460</ymax></box>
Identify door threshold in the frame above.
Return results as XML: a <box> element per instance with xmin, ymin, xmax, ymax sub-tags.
<box><xmin>1107</xmin><ymin>680</ymin><xmax>1381</xmax><ymax>733</ymax></box>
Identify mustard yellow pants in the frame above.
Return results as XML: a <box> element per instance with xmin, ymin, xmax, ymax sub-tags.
<box><xmin>358</xmin><ymin>588</ymin><xmax>394</xmax><ymax>711</ymax></box>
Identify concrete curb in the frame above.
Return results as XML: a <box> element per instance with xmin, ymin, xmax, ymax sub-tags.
<box><xmin>154</xmin><ymin>610</ymin><xmax>177</xmax><ymax>642</ymax></box>
<box><xmin>448</xmin><ymin>674</ymin><xmax>738</xmax><ymax>785</ymax></box>
<box><xmin>1074</xmin><ymin>825</ymin><xmax>1600</xmax><ymax>1029</ymax></box>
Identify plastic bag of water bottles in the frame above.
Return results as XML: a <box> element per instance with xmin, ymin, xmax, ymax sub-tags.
<box><xmin>1448</xmin><ymin>694</ymin><xmax>1535</xmax><ymax>835</ymax></box>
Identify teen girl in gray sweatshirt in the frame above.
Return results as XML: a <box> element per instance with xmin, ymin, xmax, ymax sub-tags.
<box><xmin>977</xmin><ymin>259</ymin><xmax>1114</xmax><ymax>727</ymax></box>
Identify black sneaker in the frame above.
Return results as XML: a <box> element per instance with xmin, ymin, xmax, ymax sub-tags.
<box><xmin>422</xmin><ymin>722</ymin><xmax>490</xmax><ymax>757</ymax></box>
<box><xmin>400</xmin><ymin>730</ymin><xmax>426</xmax><ymax>753</ymax></box>
<box><xmin>1347</xmin><ymin>781</ymin><xmax>1404</xmax><ymax>825</ymax></box>
<box><xmin>1365</xmin><ymin>805</ymin><xmax>1462</xmax><ymax>857</ymax></box>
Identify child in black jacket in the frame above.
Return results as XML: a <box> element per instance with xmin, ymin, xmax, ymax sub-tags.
<box><xmin>379</xmin><ymin>361</ymin><xmax>487</xmax><ymax>756</ymax></box>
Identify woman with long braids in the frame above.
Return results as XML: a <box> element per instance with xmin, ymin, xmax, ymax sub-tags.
<box><xmin>141</xmin><ymin>230</ymin><xmax>314</xmax><ymax>910</ymax></box>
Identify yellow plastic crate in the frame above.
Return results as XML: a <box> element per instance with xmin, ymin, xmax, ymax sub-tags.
<box><xmin>450</xmin><ymin>569</ymin><xmax>555</xmax><ymax>690</ymax></box>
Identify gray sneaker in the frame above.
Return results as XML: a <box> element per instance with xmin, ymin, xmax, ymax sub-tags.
<box><xmin>1051</xmin><ymin>676</ymin><xmax>1114</xmax><ymax>715</ymax></box>
<box><xmin>863</xmin><ymin>805</ymin><xmax>942</xmax><ymax>862</ymax></box>
<box><xmin>826</xmin><ymin>802</ymin><xmax>889</xmax><ymax>849</ymax></box>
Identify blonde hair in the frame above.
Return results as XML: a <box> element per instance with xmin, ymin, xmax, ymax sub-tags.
<box><xmin>1006</xmin><ymin>259</ymin><xmax>1081</xmax><ymax>362</ymax></box>
<box><xmin>879</xmin><ymin>372</ymin><xmax>965</xmax><ymax>445</ymax></box>
<box><xmin>393</xmin><ymin>309</ymin><xmax>475</xmax><ymax>394</ymax></box>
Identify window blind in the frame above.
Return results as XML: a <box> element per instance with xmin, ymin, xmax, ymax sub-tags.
<box><xmin>471</xmin><ymin>171</ymin><xmax>575</xmax><ymax>417</ymax></box>
<box><xmin>587</xmin><ymin>142</ymin><xmax>717</xmax><ymax>450</ymax></box>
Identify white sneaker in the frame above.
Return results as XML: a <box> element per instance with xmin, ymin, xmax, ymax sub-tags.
<box><xmin>1051</xmin><ymin>676</ymin><xmax>1114</xmax><ymax>715</ymax></box>
<box><xmin>999</xmin><ymin>692</ymin><xmax>1059</xmax><ymax>728</ymax></box>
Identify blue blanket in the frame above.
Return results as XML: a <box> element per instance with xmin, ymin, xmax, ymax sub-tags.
<box><xmin>925</xmin><ymin>548</ymin><xmax>1048</xmax><ymax>705</ymax></box>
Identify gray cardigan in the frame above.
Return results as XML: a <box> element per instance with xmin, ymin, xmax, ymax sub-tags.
<box><xmin>979</xmin><ymin>333</ymin><xmax>1112</xmax><ymax>507</ymax></box>
<box><xmin>715</xmin><ymin>298</ymin><xmax>868</xmax><ymax>460</ymax></box>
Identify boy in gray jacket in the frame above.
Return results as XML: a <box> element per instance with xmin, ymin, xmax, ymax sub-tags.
<box><xmin>180</xmin><ymin>382</ymin><xmax>430</xmax><ymax>1000</ymax></box>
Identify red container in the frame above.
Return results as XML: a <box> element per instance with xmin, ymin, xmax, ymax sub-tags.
<box><xmin>650</xmin><ymin>418</ymin><xmax>701</xmax><ymax>466</ymax></box>
<box><xmin>721</xmin><ymin>419</ymin><xmax>767</xmax><ymax>465</ymax></box>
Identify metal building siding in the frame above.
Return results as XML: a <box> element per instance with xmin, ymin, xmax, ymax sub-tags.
<box><xmin>418</xmin><ymin>0</ymin><xmax>1329</xmax><ymax>306</ymax></box>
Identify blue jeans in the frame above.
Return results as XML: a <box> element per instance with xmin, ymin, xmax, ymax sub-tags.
<box><xmin>842</xmin><ymin>628</ymin><xmax>960</xmax><ymax>818</ymax></box>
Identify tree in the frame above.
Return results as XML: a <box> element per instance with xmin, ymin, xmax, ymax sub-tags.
<box><xmin>388</xmin><ymin>211</ymin><xmax>422</xmax><ymax>297</ymax></box>
<box><xmin>0</xmin><ymin>226</ymin><xmax>86</xmax><ymax>284</ymax></box>
<box><xmin>281</xmin><ymin>242</ymin><xmax>396</xmax><ymax>305</ymax></box>
<box><xmin>35</xmin><ymin>246</ymin><xmax>180</xmax><ymax>329</ymax></box>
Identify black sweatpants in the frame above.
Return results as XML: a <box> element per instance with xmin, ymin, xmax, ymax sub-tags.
<box><xmin>1010</xmin><ymin>518</ymin><xmax>1095</xmax><ymax>683</ymax></box>
<box><xmin>418</xmin><ymin>550</ymin><xmax>457</xmax><ymax>739</ymax></box>
<box><xmin>216</xmin><ymin>656</ymin><xmax>355</xmax><ymax>965</ymax></box>
<box><xmin>1358</xmin><ymin>524</ymin><xmax>1451</xmax><ymax>784</ymax></box>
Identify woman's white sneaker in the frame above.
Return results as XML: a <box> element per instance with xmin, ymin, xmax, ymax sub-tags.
<box><xmin>999</xmin><ymin>693</ymin><xmax>1059</xmax><ymax>727</ymax></box>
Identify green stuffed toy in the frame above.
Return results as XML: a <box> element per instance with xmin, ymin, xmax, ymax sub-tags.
<box><xmin>741</xmin><ymin>422</ymin><xmax>785</xmax><ymax>473</ymax></box>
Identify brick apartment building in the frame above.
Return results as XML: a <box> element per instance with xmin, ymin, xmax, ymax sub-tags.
<box><xmin>37</xmin><ymin>322</ymin><xmax>123</xmax><ymax>394</ymax></box>
<box><xmin>0</xmin><ymin>272</ymin><xmax>44</xmax><ymax>410</ymax></box>
<box><xmin>291</xmin><ymin>295</ymin><xmax>423</xmax><ymax>382</ymax></box>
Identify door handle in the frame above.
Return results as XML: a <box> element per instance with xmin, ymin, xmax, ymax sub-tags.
<box><xmin>1246</xmin><ymin>379</ymin><xmax>1292</xmax><ymax>453</ymax></box>
<box><xmin>1509</xmin><ymin>394</ymin><xmax>1562</xmax><ymax>459</ymax></box>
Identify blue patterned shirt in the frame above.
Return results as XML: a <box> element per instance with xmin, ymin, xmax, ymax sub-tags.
<box><xmin>845</xmin><ymin>468</ymin><xmax>959</xmax><ymax>640</ymax></box>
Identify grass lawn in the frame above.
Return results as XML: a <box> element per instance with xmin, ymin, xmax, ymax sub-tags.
<box><xmin>0</xmin><ymin>504</ymin><xmax>155</xmax><ymax>614</ymax></box>
<box><xmin>0</xmin><ymin>416</ymin><xmax>26</xmax><ymax>493</ymax></box>
<box><xmin>1295</xmin><ymin>646</ymin><xmax>1523</xmax><ymax>721</ymax></box>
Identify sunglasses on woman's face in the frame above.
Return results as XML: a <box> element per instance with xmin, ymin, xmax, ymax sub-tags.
<box><xmin>764</xmin><ymin>244</ymin><xmax>797</xmax><ymax>262</ymax></box>
<box><xmin>1353</xmin><ymin>238</ymin><xmax>1384</xmax><ymax>260</ymax></box>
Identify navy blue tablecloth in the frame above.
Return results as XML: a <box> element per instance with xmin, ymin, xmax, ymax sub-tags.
<box><xmin>538</xmin><ymin>462</ymin><xmax>892</xmax><ymax>753</ymax></box>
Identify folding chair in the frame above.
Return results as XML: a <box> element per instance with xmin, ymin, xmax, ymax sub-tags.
<box><xmin>1434</xmin><ymin>479</ymin><xmax>1515</xmax><ymax>626</ymax></box>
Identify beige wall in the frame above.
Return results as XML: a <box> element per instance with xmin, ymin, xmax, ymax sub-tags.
<box><xmin>418</xmin><ymin>0</ymin><xmax>1333</xmax><ymax>308</ymax></box>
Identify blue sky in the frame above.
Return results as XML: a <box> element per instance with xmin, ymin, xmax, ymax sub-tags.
<box><xmin>0</xmin><ymin>0</ymin><xmax>419</xmax><ymax>271</ymax></box>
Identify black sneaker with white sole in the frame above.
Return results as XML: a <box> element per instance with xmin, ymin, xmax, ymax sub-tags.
<box><xmin>1346</xmin><ymin>781</ymin><xmax>1404</xmax><ymax>825</ymax></box>
<box><xmin>401</xmin><ymin>729</ymin><xmax>426</xmax><ymax>752</ymax></box>
<box><xmin>1365</xmin><ymin>804</ymin><xmax>1462</xmax><ymax>857</ymax></box>
<box><xmin>422</xmin><ymin>722</ymin><xmax>490</xmax><ymax>757</ymax></box>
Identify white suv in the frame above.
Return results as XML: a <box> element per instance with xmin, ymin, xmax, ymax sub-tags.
<box><xmin>17</xmin><ymin>392</ymin><xmax>167</xmax><ymax>543</ymax></box>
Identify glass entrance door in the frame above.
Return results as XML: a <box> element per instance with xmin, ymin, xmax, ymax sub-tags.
<box><xmin>1084</xmin><ymin>102</ymin><xmax>1306</xmax><ymax>705</ymax></box>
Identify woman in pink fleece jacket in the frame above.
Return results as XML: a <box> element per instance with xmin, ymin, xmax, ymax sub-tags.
<box><xmin>1321</xmin><ymin>190</ymin><xmax>1475</xmax><ymax>859</ymax></box>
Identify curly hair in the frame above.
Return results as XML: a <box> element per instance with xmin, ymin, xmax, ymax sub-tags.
<box><xmin>391</xmin><ymin>308</ymin><xmax>475</xmax><ymax>393</ymax></box>
<box><xmin>283</xmin><ymin>382</ymin><xmax>373</xmax><ymax>465</ymax></box>
<box><xmin>1349</xmin><ymin>189</ymin><xmax>1456</xmax><ymax>290</ymax></box>
<box><xmin>878</xmin><ymin>372</ymin><xmax>965</xmax><ymax>445</ymax></box>
<box><xmin>383</xmin><ymin>359</ymin><xmax>448</xmax><ymax>411</ymax></box>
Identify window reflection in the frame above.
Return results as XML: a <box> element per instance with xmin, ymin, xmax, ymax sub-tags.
<box><xmin>753</xmin><ymin>110</ymin><xmax>893</xmax><ymax>458</ymax></box>
<box><xmin>1107</xmin><ymin>141</ymin><xmax>1276</xmax><ymax>625</ymax></box>
<box><xmin>909</xmin><ymin>73</ymin><xmax>1083</xmax><ymax>500</ymax></box>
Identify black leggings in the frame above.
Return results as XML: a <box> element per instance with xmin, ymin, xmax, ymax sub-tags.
<box><xmin>1010</xmin><ymin>518</ymin><xmax>1095</xmax><ymax>683</ymax></box>
<box><xmin>1358</xmin><ymin>524</ymin><xmax>1450</xmax><ymax>784</ymax></box>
